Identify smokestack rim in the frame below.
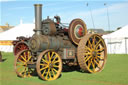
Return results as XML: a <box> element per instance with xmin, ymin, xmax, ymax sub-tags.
<box><xmin>34</xmin><ymin>4</ymin><xmax>42</xmax><ymax>7</ymax></box>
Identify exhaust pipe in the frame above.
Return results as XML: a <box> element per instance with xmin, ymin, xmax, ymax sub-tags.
<box><xmin>34</xmin><ymin>4</ymin><xmax>42</xmax><ymax>35</ymax></box>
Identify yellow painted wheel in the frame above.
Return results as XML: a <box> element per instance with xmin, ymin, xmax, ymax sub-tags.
<box><xmin>77</xmin><ymin>34</ymin><xmax>107</xmax><ymax>73</ymax></box>
<box><xmin>36</xmin><ymin>50</ymin><xmax>62</xmax><ymax>81</ymax></box>
<box><xmin>14</xmin><ymin>50</ymin><xmax>34</xmax><ymax>78</ymax></box>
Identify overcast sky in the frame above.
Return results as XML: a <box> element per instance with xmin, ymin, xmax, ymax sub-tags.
<box><xmin>0</xmin><ymin>0</ymin><xmax>128</xmax><ymax>31</ymax></box>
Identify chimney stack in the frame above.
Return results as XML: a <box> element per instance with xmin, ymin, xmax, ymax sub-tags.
<box><xmin>34</xmin><ymin>4</ymin><xmax>42</xmax><ymax>35</ymax></box>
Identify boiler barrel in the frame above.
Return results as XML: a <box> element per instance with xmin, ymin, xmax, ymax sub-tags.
<box><xmin>29</xmin><ymin>35</ymin><xmax>72</xmax><ymax>52</ymax></box>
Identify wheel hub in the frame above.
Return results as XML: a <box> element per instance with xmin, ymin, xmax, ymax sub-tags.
<box><xmin>92</xmin><ymin>51</ymin><xmax>97</xmax><ymax>57</ymax></box>
<box><xmin>75</xmin><ymin>25</ymin><xmax>84</xmax><ymax>38</ymax></box>
<box><xmin>78</xmin><ymin>27</ymin><xmax>84</xmax><ymax>36</ymax></box>
<box><xmin>49</xmin><ymin>63</ymin><xmax>53</xmax><ymax>68</ymax></box>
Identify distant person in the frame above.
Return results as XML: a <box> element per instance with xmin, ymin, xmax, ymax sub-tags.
<box><xmin>0</xmin><ymin>51</ymin><xmax>2</xmax><ymax>61</ymax></box>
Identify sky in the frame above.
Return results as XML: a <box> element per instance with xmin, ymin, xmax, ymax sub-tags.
<box><xmin>0</xmin><ymin>0</ymin><xmax>128</xmax><ymax>31</ymax></box>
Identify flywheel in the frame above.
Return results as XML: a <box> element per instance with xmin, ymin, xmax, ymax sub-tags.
<box><xmin>68</xmin><ymin>19</ymin><xmax>87</xmax><ymax>45</ymax></box>
<box><xmin>77</xmin><ymin>34</ymin><xmax>107</xmax><ymax>73</ymax></box>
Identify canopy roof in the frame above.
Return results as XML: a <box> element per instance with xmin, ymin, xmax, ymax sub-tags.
<box><xmin>0</xmin><ymin>24</ymin><xmax>35</xmax><ymax>40</ymax></box>
<box><xmin>103</xmin><ymin>25</ymin><xmax>128</xmax><ymax>39</ymax></box>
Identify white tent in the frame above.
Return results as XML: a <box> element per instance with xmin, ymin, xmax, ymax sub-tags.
<box><xmin>0</xmin><ymin>23</ymin><xmax>35</xmax><ymax>52</ymax></box>
<box><xmin>103</xmin><ymin>25</ymin><xmax>128</xmax><ymax>54</ymax></box>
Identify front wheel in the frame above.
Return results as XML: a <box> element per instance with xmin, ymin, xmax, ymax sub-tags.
<box><xmin>14</xmin><ymin>50</ymin><xmax>34</xmax><ymax>78</ymax></box>
<box><xmin>36</xmin><ymin>50</ymin><xmax>62</xmax><ymax>81</ymax></box>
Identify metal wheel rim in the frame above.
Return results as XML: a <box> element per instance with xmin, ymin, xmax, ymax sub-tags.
<box><xmin>36</xmin><ymin>50</ymin><xmax>62</xmax><ymax>81</ymax></box>
<box><xmin>77</xmin><ymin>34</ymin><xmax>107</xmax><ymax>73</ymax></box>
<box><xmin>14</xmin><ymin>50</ymin><xmax>34</xmax><ymax>77</ymax></box>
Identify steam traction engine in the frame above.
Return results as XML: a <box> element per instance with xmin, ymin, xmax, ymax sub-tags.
<box><xmin>14</xmin><ymin>4</ymin><xmax>107</xmax><ymax>81</ymax></box>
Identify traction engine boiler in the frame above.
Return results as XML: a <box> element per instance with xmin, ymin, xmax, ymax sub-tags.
<box><xmin>13</xmin><ymin>4</ymin><xmax>107</xmax><ymax>81</ymax></box>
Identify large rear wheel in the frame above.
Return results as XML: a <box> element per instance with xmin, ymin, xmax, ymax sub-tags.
<box><xmin>77</xmin><ymin>34</ymin><xmax>107</xmax><ymax>73</ymax></box>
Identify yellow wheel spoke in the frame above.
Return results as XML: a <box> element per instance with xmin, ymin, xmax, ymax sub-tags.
<box><xmin>20</xmin><ymin>51</ymin><xmax>31</xmax><ymax>63</ymax></box>
<box><xmin>88</xmin><ymin>59</ymin><xmax>92</xmax><ymax>68</ymax></box>
<box><xmin>41</xmin><ymin>69</ymin><xmax>46</xmax><ymax>76</ymax></box>
<box><xmin>26</xmin><ymin>51</ymin><xmax>32</xmax><ymax>61</ymax></box>
<box><xmin>95</xmin><ymin>56</ymin><xmax>98</xmax><ymax>61</ymax></box>
<box><xmin>27</xmin><ymin>69</ymin><xmax>32</xmax><ymax>77</ymax></box>
<box><xmin>20</xmin><ymin>55</ymin><xmax>26</xmax><ymax>62</ymax></box>
<box><xmin>96</xmin><ymin>47</ymin><xmax>104</xmax><ymax>52</ymax></box>
<box><xmin>52</xmin><ymin>68</ymin><xmax>58</xmax><ymax>73</ymax></box>
<box><xmin>51</xmin><ymin>69</ymin><xmax>55</xmax><ymax>78</ymax></box>
<box><xmin>94</xmin><ymin>59</ymin><xmax>100</xmax><ymax>68</ymax></box>
<box><xmin>51</xmin><ymin>52</ymin><xmax>55</xmax><ymax>58</ymax></box>
<box><xmin>48</xmin><ymin>52</ymin><xmax>51</xmax><ymax>61</ymax></box>
<box><xmin>92</xmin><ymin>36</ymin><xmax>96</xmax><ymax>48</ymax></box>
<box><xmin>23</xmin><ymin>68</ymin><xmax>27</xmax><ymax>77</ymax></box>
<box><xmin>40</xmin><ymin>66</ymin><xmax>48</xmax><ymax>71</ymax></box>
<box><xmin>49</xmin><ymin>70</ymin><xmax>52</xmax><ymax>79</ymax></box>
<box><xmin>95</xmin><ymin>39</ymin><xmax>102</xmax><ymax>48</ymax></box>
<box><xmin>40</xmin><ymin>63</ymin><xmax>47</xmax><ymax>67</ymax></box>
<box><xmin>27</xmin><ymin>51</ymin><xmax>30</xmax><ymax>57</ymax></box>
<box><xmin>18</xmin><ymin>58</ymin><xmax>26</xmax><ymax>64</ymax></box>
<box><xmin>53</xmin><ymin>65</ymin><xmax>59</xmax><ymax>68</ymax></box>
<box><xmin>84</xmin><ymin>52</ymin><xmax>91</xmax><ymax>56</ymax></box>
<box><xmin>53</xmin><ymin>60</ymin><xmax>59</xmax><ymax>64</ymax></box>
<box><xmin>52</xmin><ymin>55</ymin><xmax>58</xmax><ymax>63</ymax></box>
<box><xmin>16</xmin><ymin>63</ymin><xmax>25</xmax><ymax>66</ymax></box>
<box><xmin>44</xmin><ymin>54</ymin><xmax>47</xmax><ymax>60</ymax></box>
<box><xmin>88</xmin><ymin>39</ymin><xmax>92</xmax><ymax>49</ymax></box>
<box><xmin>97</xmin><ymin>52</ymin><xmax>102</xmax><ymax>55</ymax></box>
<box><xmin>84</xmin><ymin>55</ymin><xmax>92</xmax><ymax>63</ymax></box>
<box><xmin>97</xmin><ymin>56</ymin><xmax>104</xmax><ymax>60</ymax></box>
<box><xmin>41</xmin><ymin>58</ymin><xmax>49</xmax><ymax>64</ymax></box>
<box><xmin>95</xmin><ymin>57</ymin><xmax>100</xmax><ymax>62</ymax></box>
<box><xmin>27</xmin><ymin>56</ymin><xmax>32</xmax><ymax>62</ymax></box>
<box><xmin>85</xmin><ymin>46</ymin><xmax>92</xmax><ymax>52</ymax></box>
<box><xmin>92</xmin><ymin>61</ymin><xmax>95</xmax><ymax>72</ymax></box>
<box><xmin>45</xmin><ymin>68</ymin><xmax>50</xmax><ymax>80</ymax></box>
<box><xmin>24</xmin><ymin>52</ymin><xmax>26</xmax><ymax>60</ymax></box>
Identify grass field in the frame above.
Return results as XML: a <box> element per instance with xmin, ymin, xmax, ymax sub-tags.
<box><xmin>0</xmin><ymin>52</ymin><xmax>128</xmax><ymax>85</ymax></box>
